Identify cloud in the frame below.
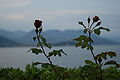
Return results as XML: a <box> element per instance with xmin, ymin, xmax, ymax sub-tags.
<box><xmin>0</xmin><ymin>13</ymin><xmax>54</xmax><ymax>22</ymax></box>
<box><xmin>0</xmin><ymin>12</ymin><xmax>28</xmax><ymax>21</ymax></box>
<box><xmin>55</xmin><ymin>10</ymin><xmax>104</xmax><ymax>16</ymax></box>
<box><xmin>3</xmin><ymin>15</ymin><xmax>24</xmax><ymax>20</ymax></box>
<box><xmin>0</xmin><ymin>0</ymin><xmax>32</xmax><ymax>9</ymax></box>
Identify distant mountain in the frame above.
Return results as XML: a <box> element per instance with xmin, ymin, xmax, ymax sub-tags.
<box><xmin>0</xmin><ymin>29</ymin><xmax>20</xmax><ymax>40</ymax></box>
<box><xmin>0</xmin><ymin>29</ymin><xmax>119</xmax><ymax>47</ymax></box>
<box><xmin>42</xmin><ymin>29</ymin><xmax>81</xmax><ymax>43</ymax></box>
<box><xmin>0</xmin><ymin>35</ymin><xmax>21</xmax><ymax>47</ymax></box>
<box><xmin>14</xmin><ymin>30</ymin><xmax>27</xmax><ymax>37</ymax></box>
<box><xmin>0</xmin><ymin>29</ymin><xmax>28</xmax><ymax>46</ymax></box>
<box><xmin>21</xmin><ymin>29</ymin><xmax>119</xmax><ymax>45</ymax></box>
<box><xmin>17</xmin><ymin>30</ymin><xmax>36</xmax><ymax>45</ymax></box>
<box><xmin>103</xmin><ymin>35</ymin><xmax>120</xmax><ymax>43</ymax></box>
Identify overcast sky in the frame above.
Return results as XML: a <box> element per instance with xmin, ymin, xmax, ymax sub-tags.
<box><xmin>0</xmin><ymin>0</ymin><xmax>120</xmax><ymax>37</ymax></box>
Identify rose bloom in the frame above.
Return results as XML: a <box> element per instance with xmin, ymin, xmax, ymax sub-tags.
<box><xmin>34</xmin><ymin>20</ymin><xmax>42</xmax><ymax>28</ymax></box>
<box><xmin>93</xmin><ymin>16</ymin><xmax>100</xmax><ymax>22</ymax></box>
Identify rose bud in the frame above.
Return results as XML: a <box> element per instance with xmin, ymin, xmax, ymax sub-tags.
<box><xmin>34</xmin><ymin>20</ymin><xmax>42</xmax><ymax>28</ymax></box>
<box><xmin>93</xmin><ymin>16</ymin><xmax>100</xmax><ymax>22</ymax></box>
<box><xmin>87</xmin><ymin>16</ymin><xmax>90</xmax><ymax>24</ymax></box>
<box><xmin>96</xmin><ymin>21</ymin><xmax>102</xmax><ymax>26</ymax></box>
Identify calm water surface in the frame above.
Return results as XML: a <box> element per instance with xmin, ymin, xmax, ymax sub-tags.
<box><xmin>0</xmin><ymin>45</ymin><xmax>120</xmax><ymax>69</ymax></box>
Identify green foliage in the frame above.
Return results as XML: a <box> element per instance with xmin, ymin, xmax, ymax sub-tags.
<box><xmin>48</xmin><ymin>49</ymin><xmax>67</xmax><ymax>57</ymax></box>
<box><xmin>95</xmin><ymin>51</ymin><xmax>116</xmax><ymax>61</ymax></box>
<box><xmin>85</xmin><ymin>60</ymin><xmax>95</xmax><ymax>65</ymax></box>
<box><xmin>104</xmin><ymin>60</ymin><xmax>117</xmax><ymax>65</ymax></box>
<box><xmin>36</xmin><ymin>42</ymin><xmax>41</xmax><ymax>47</ymax></box>
<box><xmin>24</xmin><ymin>64</ymin><xmax>41</xmax><ymax>80</ymax></box>
<box><xmin>27</xmin><ymin>48</ymin><xmax>42</xmax><ymax>55</ymax></box>
<box><xmin>33</xmin><ymin>35</ymin><xmax>52</xmax><ymax>49</ymax></box>
<box><xmin>83</xmin><ymin>29</ymin><xmax>87</xmax><ymax>33</ymax></box>
<box><xmin>39</xmin><ymin>35</ymin><xmax>46</xmax><ymax>43</ymax></box>
<box><xmin>39</xmin><ymin>35</ymin><xmax>52</xmax><ymax>49</ymax></box>
<box><xmin>33</xmin><ymin>37</ymin><xmax>36</xmax><ymax>41</ymax></box>
<box><xmin>1</xmin><ymin>65</ymin><xmax>120</xmax><ymax>80</ymax></box>
<box><xmin>74</xmin><ymin>35</ymin><xmax>93</xmax><ymax>50</ymax></box>
<box><xmin>78</xmin><ymin>21</ymin><xmax>86</xmax><ymax>28</ymax></box>
<box><xmin>0</xmin><ymin>67</ymin><xmax>25</xmax><ymax>80</ymax></box>
<box><xmin>94</xmin><ymin>27</ymin><xmax>110</xmax><ymax>36</ymax></box>
<box><xmin>94</xmin><ymin>29</ymin><xmax>101</xmax><ymax>35</ymax></box>
<box><xmin>98</xmin><ymin>27</ymin><xmax>110</xmax><ymax>32</ymax></box>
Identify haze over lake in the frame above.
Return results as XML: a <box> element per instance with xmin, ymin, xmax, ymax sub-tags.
<box><xmin>0</xmin><ymin>45</ymin><xmax>120</xmax><ymax>70</ymax></box>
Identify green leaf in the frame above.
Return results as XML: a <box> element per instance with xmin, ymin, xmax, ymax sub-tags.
<box><xmin>98</xmin><ymin>57</ymin><xmax>102</xmax><ymax>63</ymax></box>
<box><xmin>33</xmin><ymin>62</ymin><xmax>42</xmax><ymax>66</ymax></box>
<box><xmin>39</xmin><ymin>35</ymin><xmax>46</xmax><ymax>43</ymax></box>
<box><xmin>74</xmin><ymin>35</ymin><xmax>87</xmax><ymax>41</ymax></box>
<box><xmin>73</xmin><ymin>38</ymin><xmax>81</xmax><ymax>41</ymax></box>
<box><xmin>95</xmin><ymin>54</ymin><xmax>102</xmax><ymax>63</ymax></box>
<box><xmin>48</xmin><ymin>52</ymin><xmax>54</xmax><ymax>57</ymax></box>
<box><xmin>60</xmin><ymin>49</ymin><xmax>67</xmax><ymax>56</ymax></box>
<box><xmin>83</xmin><ymin>29</ymin><xmax>87</xmax><ymax>33</ymax></box>
<box><xmin>41</xmin><ymin>63</ymin><xmax>53</xmax><ymax>68</ymax></box>
<box><xmin>88</xmin><ymin>37</ymin><xmax>93</xmax><ymax>43</ymax></box>
<box><xmin>81</xmin><ymin>43</ymin><xmax>86</xmax><ymax>49</ymax></box>
<box><xmin>81</xmin><ymin>35</ymin><xmax>93</xmax><ymax>42</ymax></box>
<box><xmin>74</xmin><ymin>35</ymin><xmax>93</xmax><ymax>50</ymax></box>
<box><xmin>75</xmin><ymin>42</ymin><xmax>82</xmax><ymax>47</ymax></box>
<box><xmin>116</xmin><ymin>64</ymin><xmax>120</xmax><ymax>68</ymax></box>
<box><xmin>74</xmin><ymin>35</ymin><xmax>92</xmax><ymax>42</ymax></box>
<box><xmin>104</xmin><ymin>60</ymin><xmax>117</xmax><ymax>65</ymax></box>
<box><xmin>39</xmin><ymin>35</ymin><xmax>52</xmax><ymax>49</ymax></box>
<box><xmin>45</xmin><ymin>43</ymin><xmax>52</xmax><ymax>49</ymax></box>
<box><xmin>78</xmin><ymin>21</ymin><xmax>86</xmax><ymax>28</ymax></box>
<box><xmin>85</xmin><ymin>43</ymin><xmax>93</xmax><ymax>50</ymax></box>
<box><xmin>48</xmin><ymin>49</ymin><xmax>66</xmax><ymax>57</ymax></box>
<box><xmin>85</xmin><ymin>60</ymin><xmax>95</xmax><ymax>65</ymax></box>
<box><xmin>58</xmin><ymin>52</ymin><xmax>62</xmax><ymax>57</ymax></box>
<box><xmin>49</xmin><ymin>50</ymin><xmax>59</xmax><ymax>57</ymax></box>
<box><xmin>78</xmin><ymin>21</ymin><xmax>84</xmax><ymax>25</ymax></box>
<box><xmin>36</xmin><ymin>42</ymin><xmax>41</xmax><ymax>47</ymax></box>
<box><xmin>106</xmin><ymin>51</ymin><xmax>116</xmax><ymax>58</ymax></box>
<box><xmin>101</xmin><ymin>53</ymin><xmax>107</xmax><ymax>60</ymax></box>
<box><xmin>99</xmin><ymin>27</ymin><xmax>110</xmax><ymax>32</ymax></box>
<box><xmin>94</xmin><ymin>29</ymin><xmax>101</xmax><ymax>35</ymax></box>
<box><xmin>33</xmin><ymin>37</ymin><xmax>36</xmax><ymax>41</ymax></box>
<box><xmin>27</xmin><ymin>48</ymin><xmax>42</xmax><ymax>55</ymax></box>
<box><xmin>79</xmin><ymin>35</ymin><xmax>87</xmax><ymax>40</ymax></box>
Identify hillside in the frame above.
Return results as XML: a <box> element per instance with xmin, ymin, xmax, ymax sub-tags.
<box><xmin>0</xmin><ymin>35</ymin><xmax>21</xmax><ymax>47</ymax></box>
<box><xmin>21</xmin><ymin>29</ymin><xmax>119</xmax><ymax>45</ymax></box>
<box><xmin>0</xmin><ymin>29</ymin><xmax>20</xmax><ymax>40</ymax></box>
<box><xmin>0</xmin><ymin>29</ymin><xmax>119</xmax><ymax>47</ymax></box>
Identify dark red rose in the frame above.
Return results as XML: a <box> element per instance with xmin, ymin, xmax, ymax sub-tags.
<box><xmin>93</xmin><ymin>16</ymin><xmax>100</xmax><ymax>22</ymax></box>
<box><xmin>34</xmin><ymin>20</ymin><xmax>42</xmax><ymax>28</ymax></box>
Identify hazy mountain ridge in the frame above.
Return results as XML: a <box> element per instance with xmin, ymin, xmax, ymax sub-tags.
<box><xmin>0</xmin><ymin>29</ymin><xmax>20</xmax><ymax>40</ymax></box>
<box><xmin>0</xmin><ymin>35</ymin><xmax>21</xmax><ymax>47</ymax></box>
<box><xmin>0</xmin><ymin>29</ymin><xmax>119</xmax><ymax>47</ymax></box>
<box><xmin>14</xmin><ymin>30</ymin><xmax>27</xmax><ymax>37</ymax></box>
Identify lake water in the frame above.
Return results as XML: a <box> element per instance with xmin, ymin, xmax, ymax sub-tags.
<box><xmin>0</xmin><ymin>45</ymin><xmax>120</xmax><ymax>70</ymax></box>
